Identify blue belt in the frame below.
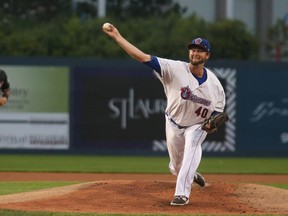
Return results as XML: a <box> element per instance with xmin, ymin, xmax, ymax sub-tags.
<box><xmin>165</xmin><ymin>112</ymin><xmax>188</xmax><ymax>129</ymax></box>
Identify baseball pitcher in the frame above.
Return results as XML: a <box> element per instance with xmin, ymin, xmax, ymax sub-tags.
<box><xmin>102</xmin><ymin>23</ymin><xmax>228</xmax><ymax>206</ymax></box>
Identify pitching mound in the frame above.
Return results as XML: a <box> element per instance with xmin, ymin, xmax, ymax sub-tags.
<box><xmin>0</xmin><ymin>180</ymin><xmax>287</xmax><ymax>215</ymax></box>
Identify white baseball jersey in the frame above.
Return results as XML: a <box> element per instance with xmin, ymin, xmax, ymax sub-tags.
<box><xmin>154</xmin><ymin>57</ymin><xmax>225</xmax><ymax>126</ymax></box>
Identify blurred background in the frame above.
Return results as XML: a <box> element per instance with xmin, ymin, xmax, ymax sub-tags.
<box><xmin>0</xmin><ymin>0</ymin><xmax>287</xmax><ymax>157</ymax></box>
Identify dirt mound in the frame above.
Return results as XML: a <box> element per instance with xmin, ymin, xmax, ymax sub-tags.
<box><xmin>0</xmin><ymin>180</ymin><xmax>287</xmax><ymax>215</ymax></box>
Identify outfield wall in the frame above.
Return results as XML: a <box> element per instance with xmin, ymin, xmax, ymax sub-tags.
<box><xmin>0</xmin><ymin>57</ymin><xmax>287</xmax><ymax>156</ymax></box>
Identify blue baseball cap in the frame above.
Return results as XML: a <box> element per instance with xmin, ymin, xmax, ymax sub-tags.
<box><xmin>188</xmin><ymin>37</ymin><xmax>211</xmax><ymax>52</ymax></box>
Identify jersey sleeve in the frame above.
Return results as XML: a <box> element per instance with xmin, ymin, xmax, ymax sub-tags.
<box><xmin>144</xmin><ymin>57</ymin><xmax>186</xmax><ymax>86</ymax></box>
<box><xmin>153</xmin><ymin>57</ymin><xmax>179</xmax><ymax>82</ymax></box>
<box><xmin>214</xmin><ymin>84</ymin><xmax>226</xmax><ymax>113</ymax></box>
<box><xmin>143</xmin><ymin>55</ymin><xmax>161</xmax><ymax>74</ymax></box>
<box><xmin>206</xmin><ymin>69</ymin><xmax>226</xmax><ymax>113</ymax></box>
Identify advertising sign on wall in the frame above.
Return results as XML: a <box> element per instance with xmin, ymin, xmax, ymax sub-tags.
<box><xmin>72</xmin><ymin>66</ymin><xmax>166</xmax><ymax>154</ymax></box>
<box><xmin>208</xmin><ymin>61</ymin><xmax>288</xmax><ymax>156</ymax></box>
<box><xmin>72</xmin><ymin>64</ymin><xmax>231</xmax><ymax>155</ymax></box>
<box><xmin>236</xmin><ymin>63</ymin><xmax>288</xmax><ymax>156</ymax></box>
<box><xmin>0</xmin><ymin>66</ymin><xmax>69</xmax><ymax>150</ymax></box>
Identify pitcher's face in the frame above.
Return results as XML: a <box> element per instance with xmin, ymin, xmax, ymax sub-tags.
<box><xmin>189</xmin><ymin>48</ymin><xmax>210</xmax><ymax>66</ymax></box>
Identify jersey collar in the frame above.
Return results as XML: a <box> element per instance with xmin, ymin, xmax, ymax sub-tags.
<box><xmin>192</xmin><ymin>68</ymin><xmax>207</xmax><ymax>85</ymax></box>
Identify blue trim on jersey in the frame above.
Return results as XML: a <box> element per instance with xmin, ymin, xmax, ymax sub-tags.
<box><xmin>192</xmin><ymin>68</ymin><xmax>207</xmax><ymax>85</ymax></box>
<box><xmin>143</xmin><ymin>55</ymin><xmax>161</xmax><ymax>73</ymax></box>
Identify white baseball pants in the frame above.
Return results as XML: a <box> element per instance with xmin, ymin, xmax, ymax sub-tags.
<box><xmin>165</xmin><ymin>115</ymin><xmax>207</xmax><ymax>198</ymax></box>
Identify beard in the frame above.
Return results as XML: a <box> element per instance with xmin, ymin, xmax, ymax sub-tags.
<box><xmin>190</xmin><ymin>58</ymin><xmax>207</xmax><ymax>66</ymax></box>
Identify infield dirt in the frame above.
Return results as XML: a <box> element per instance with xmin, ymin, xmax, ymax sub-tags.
<box><xmin>0</xmin><ymin>173</ymin><xmax>287</xmax><ymax>215</ymax></box>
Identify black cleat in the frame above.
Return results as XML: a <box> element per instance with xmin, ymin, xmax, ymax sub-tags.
<box><xmin>170</xmin><ymin>195</ymin><xmax>189</xmax><ymax>206</ymax></box>
<box><xmin>193</xmin><ymin>172</ymin><xmax>206</xmax><ymax>187</ymax></box>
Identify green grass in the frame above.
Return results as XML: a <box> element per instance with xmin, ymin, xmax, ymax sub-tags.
<box><xmin>265</xmin><ymin>183</ymin><xmax>288</xmax><ymax>190</ymax></box>
<box><xmin>0</xmin><ymin>155</ymin><xmax>169</xmax><ymax>173</ymax></box>
<box><xmin>0</xmin><ymin>182</ymin><xmax>77</xmax><ymax>195</ymax></box>
<box><xmin>0</xmin><ymin>155</ymin><xmax>287</xmax><ymax>174</ymax></box>
<box><xmin>199</xmin><ymin>157</ymin><xmax>288</xmax><ymax>174</ymax></box>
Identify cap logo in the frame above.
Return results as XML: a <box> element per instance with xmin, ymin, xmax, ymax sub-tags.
<box><xmin>188</xmin><ymin>37</ymin><xmax>210</xmax><ymax>52</ymax></box>
<box><xmin>194</xmin><ymin>38</ymin><xmax>202</xmax><ymax>45</ymax></box>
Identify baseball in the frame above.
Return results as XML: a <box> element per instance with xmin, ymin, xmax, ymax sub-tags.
<box><xmin>103</xmin><ymin>22</ymin><xmax>112</xmax><ymax>31</ymax></box>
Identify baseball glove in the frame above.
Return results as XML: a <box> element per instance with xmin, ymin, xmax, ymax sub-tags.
<box><xmin>201</xmin><ymin>112</ymin><xmax>229</xmax><ymax>133</ymax></box>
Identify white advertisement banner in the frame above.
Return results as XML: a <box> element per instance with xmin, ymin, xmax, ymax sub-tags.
<box><xmin>0</xmin><ymin>113</ymin><xmax>69</xmax><ymax>149</ymax></box>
